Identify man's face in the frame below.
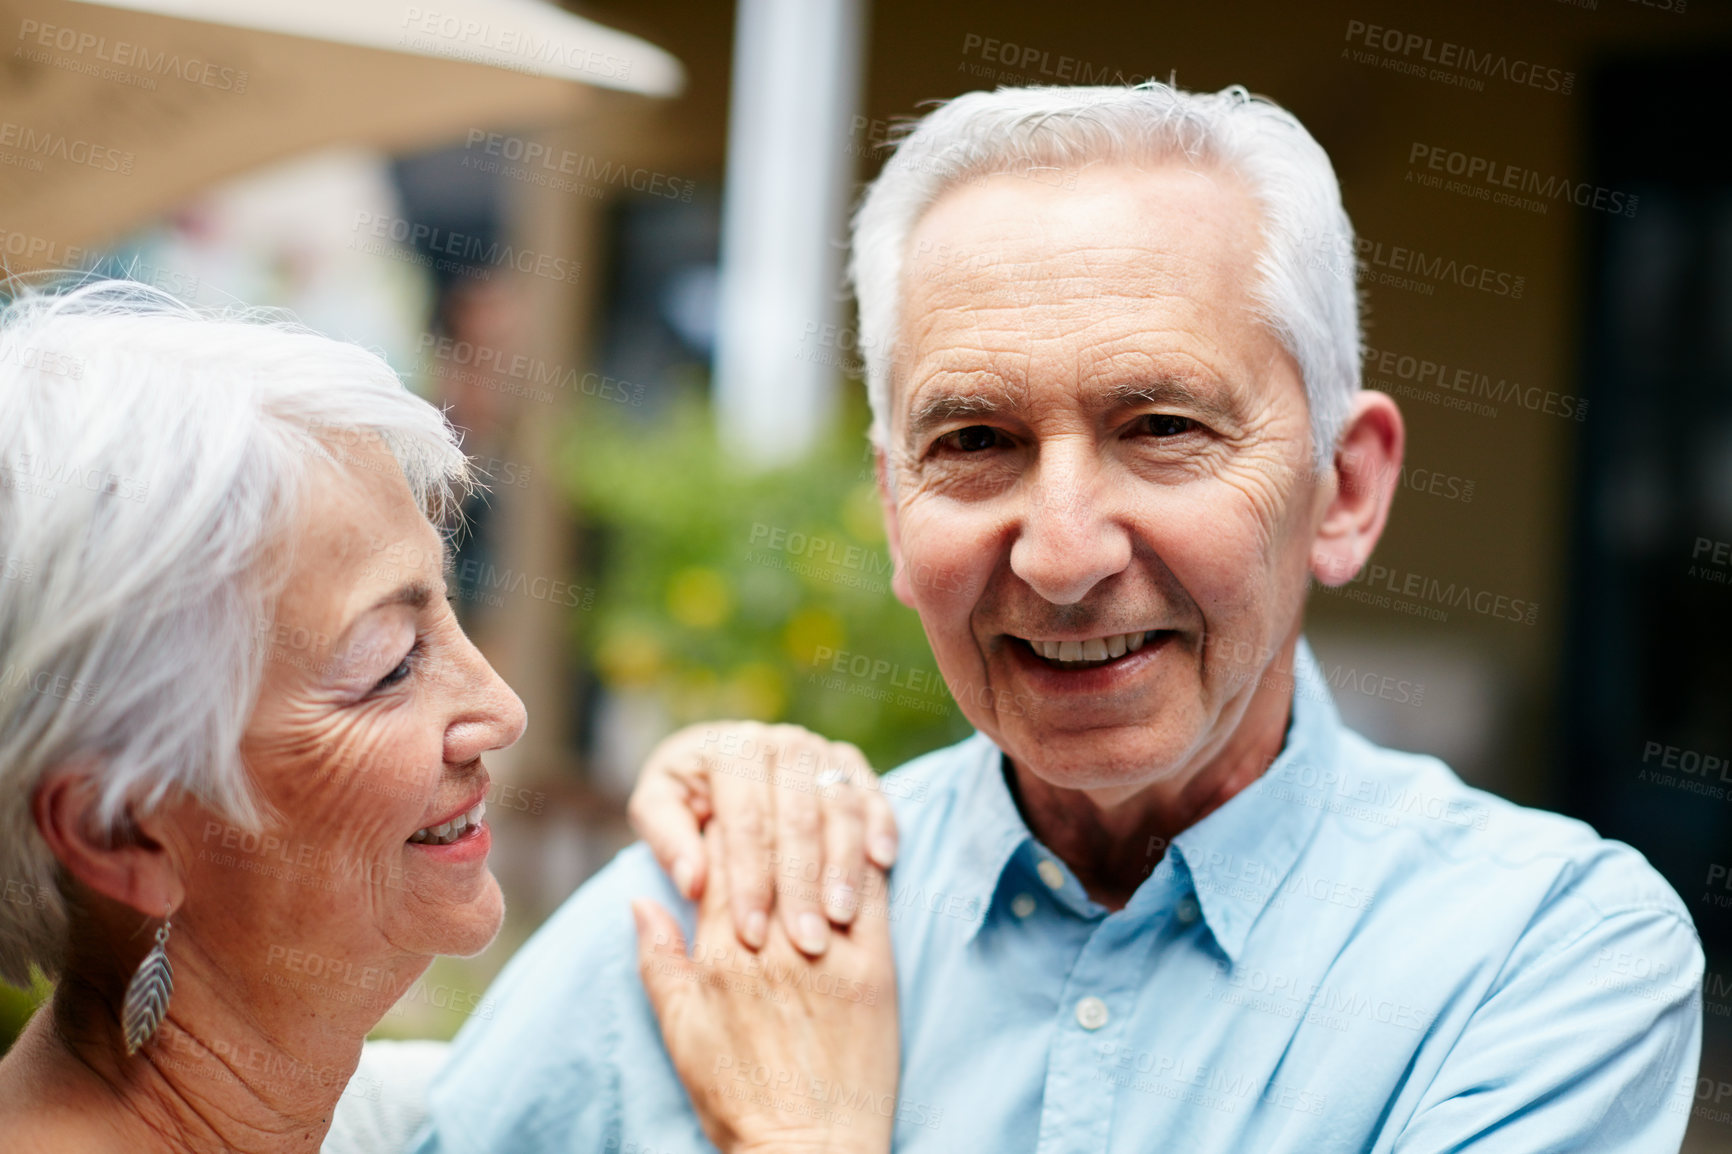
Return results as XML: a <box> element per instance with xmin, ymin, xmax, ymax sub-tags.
<box><xmin>881</xmin><ymin>162</ymin><xmax>1333</xmax><ymax>803</ymax></box>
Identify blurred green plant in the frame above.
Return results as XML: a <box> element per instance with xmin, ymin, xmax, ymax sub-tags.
<box><xmin>559</xmin><ymin>390</ymin><xmax>970</xmax><ymax>773</ymax></box>
<box><xmin>0</xmin><ymin>969</ymin><xmax>52</xmax><ymax>1053</ymax></box>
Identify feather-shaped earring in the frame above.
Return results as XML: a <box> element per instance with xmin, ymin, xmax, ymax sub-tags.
<box><xmin>122</xmin><ymin>910</ymin><xmax>174</xmax><ymax>1056</ymax></box>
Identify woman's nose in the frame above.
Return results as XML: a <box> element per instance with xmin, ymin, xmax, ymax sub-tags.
<box><xmin>444</xmin><ymin>641</ymin><xmax>529</xmax><ymax>765</ymax></box>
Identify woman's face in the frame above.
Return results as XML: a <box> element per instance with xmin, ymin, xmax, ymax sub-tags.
<box><xmin>162</xmin><ymin>441</ymin><xmax>526</xmax><ymax>1010</ymax></box>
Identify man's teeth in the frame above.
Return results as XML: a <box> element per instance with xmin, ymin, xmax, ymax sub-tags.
<box><xmin>1029</xmin><ymin>631</ymin><xmax>1152</xmax><ymax>665</ymax></box>
<box><xmin>409</xmin><ymin>800</ymin><xmax>486</xmax><ymax>846</ymax></box>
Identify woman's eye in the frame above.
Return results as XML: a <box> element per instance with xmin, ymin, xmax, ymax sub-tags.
<box><xmin>372</xmin><ymin>646</ymin><xmax>418</xmax><ymax>693</ymax></box>
<box><xmin>938</xmin><ymin>425</ymin><xmax>1005</xmax><ymax>453</ymax></box>
<box><xmin>1139</xmin><ymin>414</ymin><xmax>1197</xmax><ymax>438</ymax></box>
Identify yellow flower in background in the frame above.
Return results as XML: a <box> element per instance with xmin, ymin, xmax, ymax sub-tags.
<box><xmin>596</xmin><ymin>626</ymin><xmax>665</xmax><ymax>688</ymax></box>
<box><xmin>783</xmin><ymin>606</ymin><xmax>845</xmax><ymax>666</ymax></box>
<box><xmin>667</xmin><ymin>566</ymin><xmax>732</xmax><ymax>629</ymax></box>
<box><xmin>723</xmin><ymin>661</ymin><xmax>788</xmax><ymax>721</ymax></box>
<box><xmin>568</xmin><ymin>394</ymin><xmax>969</xmax><ymax>773</ymax></box>
<box><xmin>669</xmin><ymin>666</ymin><xmax>721</xmax><ymax>722</ymax></box>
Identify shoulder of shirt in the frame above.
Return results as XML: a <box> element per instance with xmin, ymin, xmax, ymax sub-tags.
<box><xmin>876</xmin><ymin>731</ymin><xmax>991</xmax><ymax>851</ymax></box>
<box><xmin>1330</xmin><ymin>726</ymin><xmax>1693</xmax><ymax>926</ymax></box>
<box><xmin>422</xmin><ymin>843</ymin><xmax>675</xmax><ymax>1145</ymax></box>
<box><xmin>479</xmin><ymin>839</ymin><xmax>684</xmax><ymax>998</ymax></box>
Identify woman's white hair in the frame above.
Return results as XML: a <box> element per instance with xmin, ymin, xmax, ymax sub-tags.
<box><xmin>848</xmin><ymin>81</ymin><xmax>1361</xmax><ymax>467</ymax></box>
<box><xmin>0</xmin><ymin>279</ymin><xmax>472</xmax><ymax>987</ymax></box>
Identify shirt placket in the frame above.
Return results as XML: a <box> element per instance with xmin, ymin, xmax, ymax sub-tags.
<box><xmin>1031</xmin><ymin>864</ymin><xmax>1170</xmax><ymax>1154</ymax></box>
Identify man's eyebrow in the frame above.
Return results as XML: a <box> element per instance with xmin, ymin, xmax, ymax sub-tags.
<box><xmin>903</xmin><ymin>375</ymin><xmax>1243</xmax><ymax>445</ymax></box>
<box><xmin>904</xmin><ymin>381</ymin><xmax>1029</xmax><ymax>443</ymax></box>
<box><xmin>1101</xmin><ymin>377</ymin><xmax>1241</xmax><ymax>425</ymax></box>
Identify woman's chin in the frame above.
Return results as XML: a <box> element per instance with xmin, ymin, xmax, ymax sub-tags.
<box><xmin>448</xmin><ymin>885</ymin><xmax>507</xmax><ymax>958</ymax></box>
<box><xmin>392</xmin><ymin>871</ymin><xmax>507</xmax><ymax>959</ymax></box>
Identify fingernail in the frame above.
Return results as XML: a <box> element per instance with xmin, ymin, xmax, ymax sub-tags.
<box><xmin>869</xmin><ymin>835</ymin><xmax>899</xmax><ymax>867</ymax></box>
<box><xmin>824</xmin><ymin>884</ymin><xmax>859</xmax><ymax>921</ymax></box>
<box><xmin>672</xmin><ymin>857</ymin><xmax>696</xmax><ymax>898</ymax></box>
<box><xmin>797</xmin><ymin>912</ymin><xmax>829</xmax><ymax>954</ymax></box>
<box><xmin>743</xmin><ymin>910</ymin><xmax>767</xmax><ymax>949</ymax></box>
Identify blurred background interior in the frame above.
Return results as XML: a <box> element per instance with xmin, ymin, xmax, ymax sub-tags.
<box><xmin>1</xmin><ymin>0</ymin><xmax>1728</xmax><ymax>1145</ymax></box>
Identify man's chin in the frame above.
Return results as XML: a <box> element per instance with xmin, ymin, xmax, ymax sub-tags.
<box><xmin>997</xmin><ymin>724</ymin><xmax>1196</xmax><ymax>797</ymax></box>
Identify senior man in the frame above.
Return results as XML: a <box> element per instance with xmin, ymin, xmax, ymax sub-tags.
<box><xmin>412</xmin><ymin>83</ymin><xmax>1702</xmax><ymax>1153</ymax></box>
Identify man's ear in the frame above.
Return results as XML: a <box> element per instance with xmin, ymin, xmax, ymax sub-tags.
<box><xmin>33</xmin><ymin>771</ymin><xmax>183</xmax><ymax>918</ymax></box>
<box><xmin>1311</xmin><ymin>390</ymin><xmax>1405</xmax><ymax>587</ymax></box>
<box><xmin>876</xmin><ymin>446</ymin><xmax>918</xmax><ymax>610</ymax></box>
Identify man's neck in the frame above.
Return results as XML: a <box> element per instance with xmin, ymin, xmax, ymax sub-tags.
<box><xmin>2</xmin><ymin>931</ymin><xmax>425</xmax><ymax>1154</ymax></box>
<box><xmin>1007</xmin><ymin>645</ymin><xmax>1298</xmax><ymax>911</ymax></box>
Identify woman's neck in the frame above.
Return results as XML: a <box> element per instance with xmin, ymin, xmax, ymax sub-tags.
<box><xmin>3</xmin><ymin>932</ymin><xmax>426</xmax><ymax>1154</ymax></box>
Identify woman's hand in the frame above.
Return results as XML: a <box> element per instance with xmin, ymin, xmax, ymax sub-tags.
<box><xmin>629</xmin><ymin>722</ymin><xmax>898</xmax><ymax>958</ymax></box>
<box><xmin>633</xmin><ymin>821</ymin><xmax>898</xmax><ymax>1154</ymax></box>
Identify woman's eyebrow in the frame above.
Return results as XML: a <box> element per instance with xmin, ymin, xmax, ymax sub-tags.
<box><xmin>371</xmin><ymin>582</ymin><xmax>436</xmax><ymax>614</ymax></box>
<box><xmin>329</xmin><ymin>580</ymin><xmax>437</xmax><ymax>659</ymax></box>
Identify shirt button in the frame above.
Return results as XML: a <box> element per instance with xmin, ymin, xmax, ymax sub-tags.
<box><xmin>1175</xmin><ymin>896</ymin><xmax>1200</xmax><ymax>925</ymax></box>
<box><xmin>1037</xmin><ymin>859</ymin><xmax>1066</xmax><ymax>890</ymax></box>
<box><xmin>1075</xmin><ymin>996</ymin><xmax>1109</xmax><ymax>1030</ymax></box>
<box><xmin>1010</xmin><ymin>893</ymin><xmax>1037</xmax><ymax>918</ymax></box>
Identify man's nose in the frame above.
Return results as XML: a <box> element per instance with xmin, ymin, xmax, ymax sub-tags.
<box><xmin>1007</xmin><ymin>452</ymin><xmax>1132</xmax><ymax>605</ymax></box>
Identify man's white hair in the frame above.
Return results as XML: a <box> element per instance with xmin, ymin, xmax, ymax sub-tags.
<box><xmin>848</xmin><ymin>82</ymin><xmax>1361</xmax><ymax>467</ymax></box>
<box><xmin>0</xmin><ymin>279</ymin><xmax>471</xmax><ymax>987</ymax></box>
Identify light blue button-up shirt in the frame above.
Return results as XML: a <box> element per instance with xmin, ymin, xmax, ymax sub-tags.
<box><xmin>413</xmin><ymin>638</ymin><xmax>1703</xmax><ymax>1153</ymax></box>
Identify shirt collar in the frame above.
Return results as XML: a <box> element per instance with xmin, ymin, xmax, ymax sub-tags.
<box><xmin>949</xmin><ymin>731</ymin><xmax>1034</xmax><ymax>938</ymax></box>
<box><xmin>1167</xmin><ymin>636</ymin><xmax>1339</xmax><ymax>963</ymax></box>
<box><xmin>949</xmin><ymin>636</ymin><xmax>1342</xmax><ymax>959</ymax></box>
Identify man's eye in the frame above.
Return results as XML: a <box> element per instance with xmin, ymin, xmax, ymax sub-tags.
<box><xmin>1139</xmin><ymin>414</ymin><xmax>1197</xmax><ymax>438</ymax></box>
<box><xmin>938</xmin><ymin>426</ymin><xmax>1005</xmax><ymax>453</ymax></box>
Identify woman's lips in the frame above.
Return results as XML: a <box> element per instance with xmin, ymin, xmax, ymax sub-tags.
<box><xmin>408</xmin><ymin>774</ymin><xmax>491</xmax><ymax>851</ymax></box>
<box><xmin>408</xmin><ymin>798</ymin><xmax>486</xmax><ymax>846</ymax></box>
<box><xmin>406</xmin><ymin>819</ymin><xmax>491</xmax><ymax>864</ymax></box>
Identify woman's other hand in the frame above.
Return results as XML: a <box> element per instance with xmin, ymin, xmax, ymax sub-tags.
<box><xmin>628</xmin><ymin>722</ymin><xmax>898</xmax><ymax>958</ymax></box>
<box><xmin>633</xmin><ymin>821</ymin><xmax>898</xmax><ymax>1154</ymax></box>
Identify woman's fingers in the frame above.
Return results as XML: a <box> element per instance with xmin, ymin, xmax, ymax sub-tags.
<box><xmin>761</xmin><ymin>726</ymin><xmax>829</xmax><ymax>957</ymax></box>
<box><xmin>631</xmin><ymin>897</ymin><xmax>694</xmax><ymax>1025</ymax></box>
<box><xmin>709</xmin><ymin>727</ymin><xmax>776</xmax><ymax>950</ymax></box>
<box><xmin>628</xmin><ymin>771</ymin><xmax>706</xmax><ymax>902</ymax></box>
<box><xmin>848</xmin><ymin>863</ymin><xmax>895</xmax><ymax>958</ymax></box>
<box><xmin>817</xmin><ymin>744</ymin><xmax>869</xmax><ymax>927</ymax></box>
<box><xmin>633</xmin><ymin>719</ymin><xmax>901</xmax><ymax>964</ymax></box>
<box><xmin>627</xmin><ymin>726</ymin><xmax>716</xmax><ymax>902</ymax></box>
<box><xmin>646</xmin><ymin>821</ymin><xmax>899</xmax><ymax>1154</ymax></box>
<box><xmin>863</xmin><ymin>779</ymin><xmax>899</xmax><ymax>871</ymax></box>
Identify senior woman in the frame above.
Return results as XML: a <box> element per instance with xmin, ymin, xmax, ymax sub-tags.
<box><xmin>0</xmin><ymin>281</ymin><xmax>899</xmax><ymax>1154</ymax></box>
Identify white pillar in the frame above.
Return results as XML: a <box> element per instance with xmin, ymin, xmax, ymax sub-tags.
<box><xmin>713</xmin><ymin>0</ymin><xmax>867</xmax><ymax>468</ymax></box>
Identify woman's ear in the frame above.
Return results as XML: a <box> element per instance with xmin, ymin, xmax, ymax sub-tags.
<box><xmin>1311</xmin><ymin>390</ymin><xmax>1406</xmax><ymax>587</ymax></box>
<box><xmin>33</xmin><ymin>771</ymin><xmax>182</xmax><ymax>918</ymax></box>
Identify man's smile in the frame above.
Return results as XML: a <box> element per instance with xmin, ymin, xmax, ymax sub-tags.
<box><xmin>999</xmin><ymin>629</ymin><xmax>1182</xmax><ymax>696</ymax></box>
<box><xmin>1014</xmin><ymin>628</ymin><xmax>1172</xmax><ymax>670</ymax></box>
